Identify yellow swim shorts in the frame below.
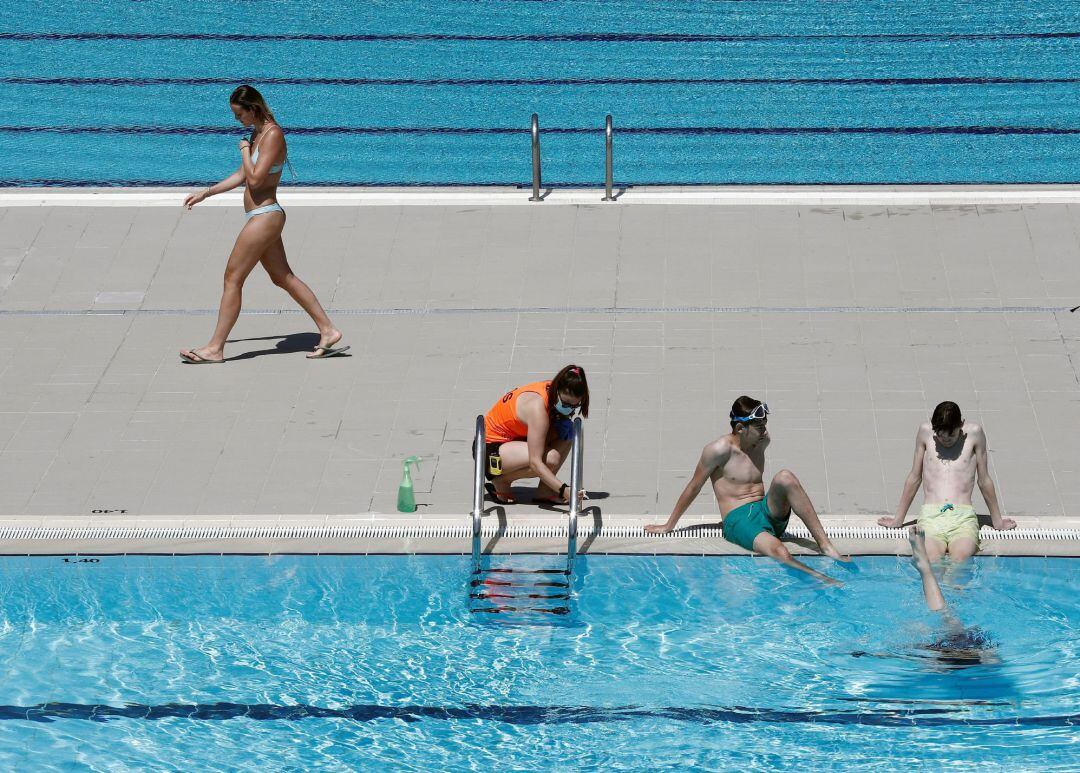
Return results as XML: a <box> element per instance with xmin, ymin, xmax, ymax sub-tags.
<box><xmin>918</xmin><ymin>503</ymin><xmax>980</xmax><ymax>547</ymax></box>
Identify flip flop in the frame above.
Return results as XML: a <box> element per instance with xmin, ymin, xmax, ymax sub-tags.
<box><xmin>307</xmin><ymin>343</ymin><xmax>351</xmax><ymax>359</ymax></box>
<box><xmin>180</xmin><ymin>348</ymin><xmax>224</xmax><ymax>364</ymax></box>
<box><xmin>536</xmin><ymin>491</ymin><xmax>587</xmax><ymax>505</ymax></box>
<box><xmin>484</xmin><ymin>482</ymin><xmax>517</xmax><ymax>505</ymax></box>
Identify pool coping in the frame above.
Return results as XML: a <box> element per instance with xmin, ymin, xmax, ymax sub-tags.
<box><xmin>4</xmin><ymin>185</ymin><xmax>1080</xmax><ymax>207</ymax></box>
<box><xmin>1</xmin><ymin>514</ymin><xmax>1078</xmax><ymax>557</ymax></box>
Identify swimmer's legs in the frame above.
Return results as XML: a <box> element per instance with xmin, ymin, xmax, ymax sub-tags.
<box><xmin>945</xmin><ymin>537</ymin><xmax>978</xmax><ymax>563</ymax></box>
<box><xmin>921</xmin><ymin>533</ymin><xmax>947</xmax><ymax>562</ymax></box>
<box><xmin>766</xmin><ymin>469</ymin><xmax>850</xmax><ymax>562</ymax></box>
<box><xmin>752</xmin><ymin>531</ymin><xmax>841</xmax><ymax>586</ymax></box>
<box><xmin>909</xmin><ymin>526</ymin><xmax>946</xmax><ymax>611</ymax></box>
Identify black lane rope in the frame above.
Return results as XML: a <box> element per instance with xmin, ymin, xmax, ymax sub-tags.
<box><xmin>1</xmin><ymin>701</ymin><xmax>1075</xmax><ymax>726</ymax></box>
<box><xmin>3</xmin><ymin>125</ymin><xmax>1079</xmax><ymax>136</ymax></box>
<box><xmin>5</xmin><ymin>76</ymin><xmax>1080</xmax><ymax>87</ymax></box>
<box><xmin>3</xmin><ymin>31</ymin><xmax>1080</xmax><ymax>42</ymax></box>
<box><xmin>5</xmin><ymin>178</ymin><xmax>1080</xmax><ymax>187</ymax></box>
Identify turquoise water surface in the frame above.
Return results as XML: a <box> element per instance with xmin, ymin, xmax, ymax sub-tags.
<box><xmin>1</xmin><ymin>1</ymin><xmax>1079</xmax><ymax>185</ymax></box>
<box><xmin>0</xmin><ymin>554</ymin><xmax>1076</xmax><ymax>769</ymax></box>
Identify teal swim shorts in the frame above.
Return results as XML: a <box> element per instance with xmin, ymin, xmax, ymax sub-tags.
<box><xmin>722</xmin><ymin>499</ymin><xmax>790</xmax><ymax>552</ymax></box>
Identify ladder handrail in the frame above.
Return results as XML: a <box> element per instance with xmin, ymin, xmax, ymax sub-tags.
<box><xmin>566</xmin><ymin>417</ymin><xmax>583</xmax><ymax>564</ymax></box>
<box><xmin>470</xmin><ymin>413</ymin><xmax>582</xmax><ymax>571</ymax></box>
<box><xmin>471</xmin><ymin>415</ymin><xmax>485</xmax><ymax>569</ymax></box>
<box><xmin>529</xmin><ymin>113</ymin><xmax>542</xmax><ymax>201</ymax></box>
<box><xmin>602</xmin><ymin>115</ymin><xmax>614</xmax><ymax>201</ymax></box>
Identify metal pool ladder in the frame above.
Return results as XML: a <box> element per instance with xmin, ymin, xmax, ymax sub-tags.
<box><xmin>468</xmin><ymin>415</ymin><xmax>584</xmax><ymax>616</ymax></box>
<box><xmin>529</xmin><ymin>114</ymin><xmax>615</xmax><ymax>201</ymax></box>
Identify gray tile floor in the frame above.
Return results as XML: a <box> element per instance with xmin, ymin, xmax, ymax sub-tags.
<box><xmin>0</xmin><ymin>203</ymin><xmax>1077</xmax><ymax>519</ymax></box>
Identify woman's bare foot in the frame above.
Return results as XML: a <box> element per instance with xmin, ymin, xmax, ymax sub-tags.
<box><xmin>180</xmin><ymin>346</ymin><xmax>224</xmax><ymax>363</ymax></box>
<box><xmin>310</xmin><ymin>328</ymin><xmax>342</xmax><ymax>350</ymax></box>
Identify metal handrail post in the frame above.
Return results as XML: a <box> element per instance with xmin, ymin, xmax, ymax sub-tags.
<box><xmin>566</xmin><ymin>417</ymin><xmax>583</xmax><ymax>564</ymax></box>
<box><xmin>529</xmin><ymin>113</ymin><xmax>542</xmax><ymax>201</ymax></box>
<box><xmin>602</xmin><ymin>115</ymin><xmax>614</xmax><ymax>201</ymax></box>
<box><xmin>471</xmin><ymin>415</ymin><xmax>485</xmax><ymax>569</ymax></box>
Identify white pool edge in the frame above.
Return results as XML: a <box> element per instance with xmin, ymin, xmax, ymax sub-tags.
<box><xmin>3</xmin><ymin>185</ymin><xmax>1080</xmax><ymax>207</ymax></box>
<box><xmin>2</xmin><ymin>514</ymin><xmax>1077</xmax><ymax>556</ymax></box>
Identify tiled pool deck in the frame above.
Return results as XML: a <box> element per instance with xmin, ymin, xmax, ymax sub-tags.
<box><xmin>1</xmin><ymin>187</ymin><xmax>1078</xmax><ymax>554</ymax></box>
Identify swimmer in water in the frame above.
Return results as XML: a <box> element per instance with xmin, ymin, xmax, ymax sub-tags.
<box><xmin>853</xmin><ymin>527</ymin><xmax>998</xmax><ymax>668</ymax></box>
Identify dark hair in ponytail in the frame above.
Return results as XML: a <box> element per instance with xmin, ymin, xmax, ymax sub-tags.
<box><xmin>550</xmin><ymin>364</ymin><xmax>590</xmax><ymax>419</ymax></box>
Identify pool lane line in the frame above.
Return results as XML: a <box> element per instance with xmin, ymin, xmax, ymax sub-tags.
<box><xmin>5</xmin><ymin>125</ymin><xmax>1080</xmax><ymax>135</ymax></box>
<box><xmin>4</xmin><ymin>31</ymin><xmax>1080</xmax><ymax>42</ymax></box>
<box><xmin>8</xmin><ymin>181</ymin><xmax>1080</xmax><ymax>192</ymax></box>
<box><xmin>3</xmin><ymin>701</ymin><xmax>1076</xmax><ymax>727</ymax></box>
<box><xmin>0</xmin><ymin>305</ymin><xmax>1071</xmax><ymax>317</ymax></box>
<box><xmin>7</xmin><ymin>76</ymin><xmax>1080</xmax><ymax>87</ymax></box>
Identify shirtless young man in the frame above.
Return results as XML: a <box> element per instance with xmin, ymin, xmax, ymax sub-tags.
<box><xmin>646</xmin><ymin>396</ymin><xmax>850</xmax><ymax>584</ymax></box>
<box><xmin>877</xmin><ymin>401</ymin><xmax>1016</xmax><ymax>562</ymax></box>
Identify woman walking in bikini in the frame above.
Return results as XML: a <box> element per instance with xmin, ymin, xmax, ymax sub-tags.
<box><xmin>180</xmin><ymin>85</ymin><xmax>345</xmax><ymax>363</ymax></box>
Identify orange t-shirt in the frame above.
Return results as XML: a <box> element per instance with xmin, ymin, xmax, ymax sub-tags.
<box><xmin>484</xmin><ymin>380</ymin><xmax>551</xmax><ymax>444</ymax></box>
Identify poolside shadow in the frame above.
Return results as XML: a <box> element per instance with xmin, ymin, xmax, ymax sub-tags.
<box><xmin>482</xmin><ymin>508</ymin><xmax>509</xmax><ymax>554</ymax></box>
<box><xmin>223</xmin><ymin>332</ymin><xmax>352</xmax><ymax>362</ymax></box>
<box><xmin>975</xmin><ymin>513</ymin><xmax>997</xmax><ymax>528</ymax></box>
<box><xmin>670</xmin><ymin>521</ymin><xmax>723</xmax><ymax>534</ymax></box>
<box><xmin>578</xmin><ymin>505</ymin><xmax>603</xmax><ymax>554</ymax></box>
<box><xmin>536</xmin><ymin>490</ymin><xmax>609</xmax><ymax>513</ymax></box>
<box><xmin>518</xmin><ymin>186</ymin><xmax>554</xmax><ymax>201</ymax></box>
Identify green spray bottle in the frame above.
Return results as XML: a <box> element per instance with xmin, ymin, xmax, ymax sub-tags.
<box><xmin>397</xmin><ymin>456</ymin><xmax>422</xmax><ymax>513</ymax></box>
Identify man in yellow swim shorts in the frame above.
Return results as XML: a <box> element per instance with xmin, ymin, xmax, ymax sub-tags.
<box><xmin>878</xmin><ymin>401</ymin><xmax>1016</xmax><ymax>561</ymax></box>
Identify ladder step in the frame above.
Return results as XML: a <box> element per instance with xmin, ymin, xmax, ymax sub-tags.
<box><xmin>470</xmin><ymin>592</ymin><xmax>569</xmax><ymax>601</ymax></box>
<box><xmin>471</xmin><ymin>579</ymin><xmax>568</xmax><ymax>588</ymax></box>
<box><xmin>476</xmin><ymin>567</ymin><xmax>570</xmax><ymax>576</ymax></box>
<box><xmin>471</xmin><ymin>605</ymin><xmax>570</xmax><ymax>616</ymax></box>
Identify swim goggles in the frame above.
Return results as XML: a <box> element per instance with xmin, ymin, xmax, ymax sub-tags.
<box><xmin>730</xmin><ymin>403</ymin><xmax>769</xmax><ymax>423</ymax></box>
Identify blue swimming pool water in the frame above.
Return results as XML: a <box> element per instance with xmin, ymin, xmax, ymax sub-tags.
<box><xmin>2</xmin><ymin>1</ymin><xmax>1079</xmax><ymax>186</ymax></box>
<box><xmin>0</xmin><ymin>554</ymin><xmax>1076</xmax><ymax>769</ymax></box>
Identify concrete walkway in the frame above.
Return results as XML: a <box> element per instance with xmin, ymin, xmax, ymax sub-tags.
<box><xmin>1</xmin><ymin>191</ymin><xmax>1078</xmax><ymax>524</ymax></box>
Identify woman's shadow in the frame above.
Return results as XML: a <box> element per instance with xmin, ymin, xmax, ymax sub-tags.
<box><xmin>223</xmin><ymin>332</ymin><xmax>351</xmax><ymax>361</ymax></box>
